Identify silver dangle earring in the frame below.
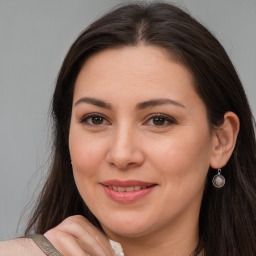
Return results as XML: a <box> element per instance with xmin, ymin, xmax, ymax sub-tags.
<box><xmin>212</xmin><ymin>169</ymin><xmax>225</xmax><ymax>188</ymax></box>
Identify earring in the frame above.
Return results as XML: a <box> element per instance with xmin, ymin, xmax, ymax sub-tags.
<box><xmin>212</xmin><ymin>169</ymin><xmax>225</xmax><ymax>188</ymax></box>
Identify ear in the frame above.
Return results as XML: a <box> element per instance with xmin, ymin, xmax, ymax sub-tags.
<box><xmin>210</xmin><ymin>112</ymin><xmax>240</xmax><ymax>169</ymax></box>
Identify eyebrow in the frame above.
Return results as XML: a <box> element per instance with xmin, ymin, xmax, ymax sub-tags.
<box><xmin>74</xmin><ymin>97</ymin><xmax>185</xmax><ymax>110</ymax></box>
<box><xmin>74</xmin><ymin>97</ymin><xmax>112</xmax><ymax>109</ymax></box>
<box><xmin>136</xmin><ymin>98</ymin><xmax>185</xmax><ymax>110</ymax></box>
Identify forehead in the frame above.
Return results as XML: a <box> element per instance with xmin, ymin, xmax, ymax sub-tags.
<box><xmin>73</xmin><ymin>45</ymin><xmax>198</xmax><ymax>106</ymax></box>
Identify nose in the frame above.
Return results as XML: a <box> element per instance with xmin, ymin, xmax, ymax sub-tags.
<box><xmin>106</xmin><ymin>126</ymin><xmax>144</xmax><ymax>170</ymax></box>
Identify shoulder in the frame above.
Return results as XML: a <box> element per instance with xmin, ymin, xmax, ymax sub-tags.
<box><xmin>0</xmin><ymin>238</ymin><xmax>45</xmax><ymax>256</ymax></box>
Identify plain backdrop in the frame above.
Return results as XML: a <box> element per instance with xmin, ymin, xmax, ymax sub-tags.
<box><xmin>0</xmin><ymin>0</ymin><xmax>255</xmax><ymax>240</ymax></box>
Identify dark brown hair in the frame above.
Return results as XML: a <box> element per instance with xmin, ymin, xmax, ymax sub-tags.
<box><xmin>25</xmin><ymin>2</ymin><xmax>256</xmax><ymax>255</ymax></box>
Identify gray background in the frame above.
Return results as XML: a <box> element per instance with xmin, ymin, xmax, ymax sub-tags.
<box><xmin>0</xmin><ymin>0</ymin><xmax>255</xmax><ymax>240</ymax></box>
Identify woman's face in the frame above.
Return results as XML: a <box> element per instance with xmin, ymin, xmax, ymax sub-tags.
<box><xmin>69</xmin><ymin>46</ymin><xmax>215</xmax><ymax>239</ymax></box>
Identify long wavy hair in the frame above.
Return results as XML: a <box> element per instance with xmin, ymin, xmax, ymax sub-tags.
<box><xmin>25</xmin><ymin>2</ymin><xmax>256</xmax><ymax>255</ymax></box>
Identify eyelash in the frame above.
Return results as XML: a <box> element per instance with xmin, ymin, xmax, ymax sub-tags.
<box><xmin>144</xmin><ymin>114</ymin><xmax>177</xmax><ymax>127</ymax></box>
<box><xmin>80</xmin><ymin>113</ymin><xmax>110</xmax><ymax>126</ymax></box>
<box><xmin>80</xmin><ymin>113</ymin><xmax>176</xmax><ymax>127</ymax></box>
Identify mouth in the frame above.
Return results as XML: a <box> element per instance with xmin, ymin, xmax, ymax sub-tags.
<box><xmin>100</xmin><ymin>180</ymin><xmax>157</xmax><ymax>203</ymax></box>
<box><xmin>105</xmin><ymin>184</ymin><xmax>155</xmax><ymax>192</ymax></box>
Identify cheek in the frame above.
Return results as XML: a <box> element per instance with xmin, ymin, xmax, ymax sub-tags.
<box><xmin>149</xmin><ymin>129</ymin><xmax>212</xmax><ymax>187</ymax></box>
<box><xmin>69</xmin><ymin>133</ymin><xmax>107</xmax><ymax>206</ymax></box>
<box><xmin>69</xmin><ymin>127</ymin><xmax>106</xmax><ymax>180</ymax></box>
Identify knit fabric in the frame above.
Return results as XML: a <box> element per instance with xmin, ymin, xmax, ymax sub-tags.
<box><xmin>27</xmin><ymin>234</ymin><xmax>62</xmax><ymax>256</ymax></box>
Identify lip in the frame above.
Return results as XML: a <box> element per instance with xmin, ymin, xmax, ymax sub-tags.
<box><xmin>101</xmin><ymin>180</ymin><xmax>157</xmax><ymax>203</ymax></box>
<box><xmin>101</xmin><ymin>179</ymin><xmax>155</xmax><ymax>187</ymax></box>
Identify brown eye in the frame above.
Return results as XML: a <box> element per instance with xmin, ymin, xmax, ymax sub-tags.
<box><xmin>80</xmin><ymin>114</ymin><xmax>110</xmax><ymax>126</ymax></box>
<box><xmin>145</xmin><ymin>114</ymin><xmax>176</xmax><ymax>127</ymax></box>
<box><xmin>152</xmin><ymin>116</ymin><xmax>166</xmax><ymax>125</ymax></box>
<box><xmin>91</xmin><ymin>116</ymin><xmax>104</xmax><ymax>125</ymax></box>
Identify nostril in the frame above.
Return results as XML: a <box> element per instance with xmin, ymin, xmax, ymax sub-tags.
<box><xmin>107</xmin><ymin>149</ymin><xmax>144</xmax><ymax>170</ymax></box>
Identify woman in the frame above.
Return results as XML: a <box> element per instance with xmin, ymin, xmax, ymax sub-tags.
<box><xmin>1</xmin><ymin>2</ymin><xmax>255</xmax><ymax>255</ymax></box>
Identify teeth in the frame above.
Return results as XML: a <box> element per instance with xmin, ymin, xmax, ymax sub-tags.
<box><xmin>134</xmin><ymin>186</ymin><xmax>141</xmax><ymax>191</ymax></box>
<box><xmin>118</xmin><ymin>187</ymin><xmax>126</xmax><ymax>192</ymax></box>
<box><xmin>108</xmin><ymin>185</ymin><xmax>148</xmax><ymax>192</ymax></box>
<box><xmin>125</xmin><ymin>187</ymin><xmax>135</xmax><ymax>192</ymax></box>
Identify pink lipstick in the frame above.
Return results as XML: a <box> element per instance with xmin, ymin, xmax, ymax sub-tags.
<box><xmin>101</xmin><ymin>180</ymin><xmax>157</xmax><ymax>203</ymax></box>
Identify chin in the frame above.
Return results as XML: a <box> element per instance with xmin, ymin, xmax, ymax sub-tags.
<box><xmin>100</xmin><ymin>216</ymin><xmax>156</xmax><ymax>238</ymax></box>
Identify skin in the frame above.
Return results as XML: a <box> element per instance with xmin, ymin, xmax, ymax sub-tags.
<box><xmin>0</xmin><ymin>45</ymin><xmax>239</xmax><ymax>256</ymax></box>
<box><xmin>0</xmin><ymin>238</ymin><xmax>45</xmax><ymax>256</ymax></box>
<box><xmin>66</xmin><ymin>45</ymin><xmax>238</xmax><ymax>256</ymax></box>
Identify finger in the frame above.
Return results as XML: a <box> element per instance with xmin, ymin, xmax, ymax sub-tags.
<box><xmin>45</xmin><ymin>228</ymin><xmax>113</xmax><ymax>256</ymax></box>
<box><xmin>44</xmin><ymin>229</ymin><xmax>89</xmax><ymax>256</ymax></box>
<box><xmin>45</xmin><ymin>215</ymin><xmax>116</xmax><ymax>256</ymax></box>
<box><xmin>57</xmin><ymin>216</ymin><xmax>116</xmax><ymax>256</ymax></box>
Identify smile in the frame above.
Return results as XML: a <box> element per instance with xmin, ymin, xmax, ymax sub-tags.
<box><xmin>107</xmin><ymin>185</ymin><xmax>150</xmax><ymax>192</ymax></box>
<box><xmin>101</xmin><ymin>180</ymin><xmax>157</xmax><ymax>203</ymax></box>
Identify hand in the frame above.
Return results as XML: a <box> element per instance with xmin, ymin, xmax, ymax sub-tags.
<box><xmin>44</xmin><ymin>215</ymin><xmax>117</xmax><ymax>256</ymax></box>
